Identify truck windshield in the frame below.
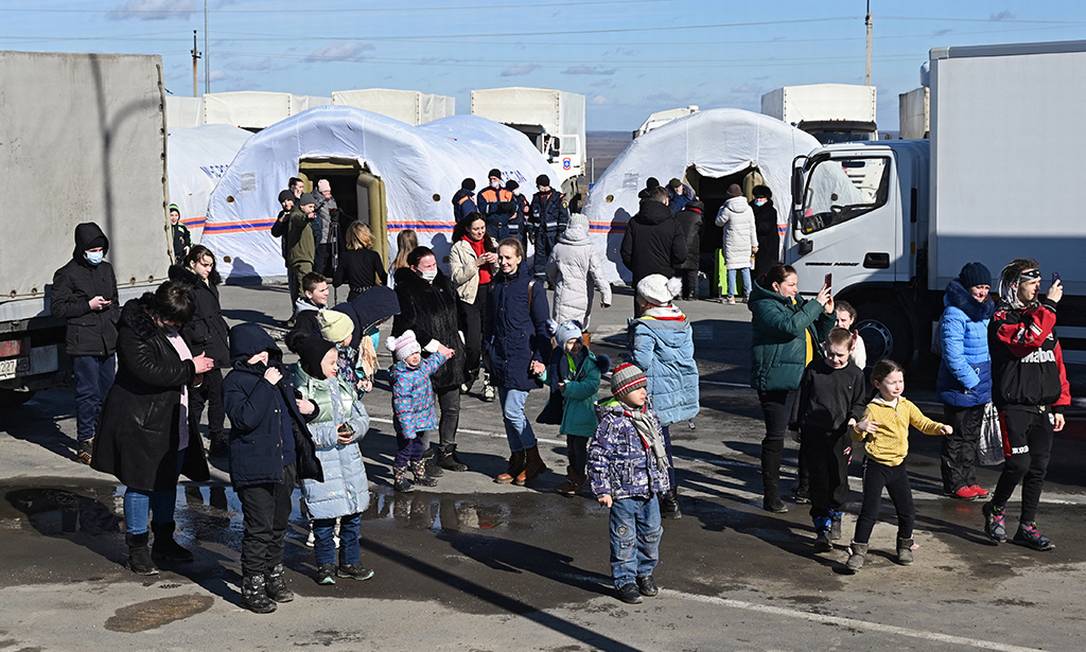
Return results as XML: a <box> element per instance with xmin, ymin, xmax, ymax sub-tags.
<box><xmin>798</xmin><ymin>156</ymin><xmax>891</xmax><ymax>235</ymax></box>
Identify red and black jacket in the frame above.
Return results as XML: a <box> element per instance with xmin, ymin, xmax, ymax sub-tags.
<box><xmin>989</xmin><ymin>298</ymin><xmax>1071</xmax><ymax>412</ymax></box>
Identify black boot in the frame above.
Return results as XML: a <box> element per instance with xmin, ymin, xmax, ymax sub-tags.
<box><xmin>242</xmin><ymin>574</ymin><xmax>277</xmax><ymax>614</ymax></box>
<box><xmin>438</xmin><ymin>444</ymin><xmax>469</xmax><ymax>472</ymax></box>
<box><xmin>151</xmin><ymin>521</ymin><xmax>194</xmax><ymax>563</ymax></box>
<box><xmin>208</xmin><ymin>434</ymin><xmax>229</xmax><ymax>459</ymax></box>
<box><xmin>760</xmin><ymin>440</ymin><xmax>787</xmax><ymax>513</ymax></box>
<box><xmin>659</xmin><ymin>489</ymin><xmax>683</xmax><ymax>519</ymax></box>
<box><xmin>126</xmin><ymin>533</ymin><xmax>159</xmax><ymax>576</ymax></box>
<box><xmin>264</xmin><ymin>563</ymin><xmax>294</xmax><ymax>603</ymax></box>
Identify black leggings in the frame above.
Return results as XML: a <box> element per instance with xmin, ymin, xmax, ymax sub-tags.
<box><xmin>758</xmin><ymin>390</ymin><xmax>796</xmax><ymax>503</ymax></box>
<box><xmin>991</xmin><ymin>406</ymin><xmax>1054</xmax><ymax>523</ymax></box>
<box><xmin>189</xmin><ymin>367</ymin><xmax>225</xmax><ymax>439</ymax></box>
<box><xmin>567</xmin><ymin>435</ymin><xmax>589</xmax><ymax>476</ymax></box>
<box><xmin>801</xmin><ymin>429</ymin><xmax>850</xmax><ymax>519</ymax></box>
<box><xmin>459</xmin><ymin>283</ymin><xmax>490</xmax><ymax>380</ymax></box>
<box><xmin>853</xmin><ymin>459</ymin><xmax>915</xmax><ymax>544</ymax></box>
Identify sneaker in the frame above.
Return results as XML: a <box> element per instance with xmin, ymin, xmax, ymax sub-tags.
<box><xmin>337</xmin><ymin>564</ymin><xmax>376</xmax><ymax>581</ymax></box>
<box><xmin>791</xmin><ymin>489</ymin><xmax>810</xmax><ymax>505</ymax></box>
<box><xmin>763</xmin><ymin>498</ymin><xmax>789</xmax><ymax>513</ymax></box>
<box><xmin>726</xmin><ymin>296</ymin><xmax>737</xmax><ymax>305</ymax></box>
<box><xmin>264</xmin><ymin>564</ymin><xmax>294</xmax><ymax>603</ymax></box>
<box><xmin>950</xmin><ymin>486</ymin><xmax>977</xmax><ymax>501</ymax></box>
<box><xmin>982</xmin><ymin>502</ymin><xmax>1007</xmax><ymax>543</ymax></box>
<box><xmin>316</xmin><ymin>563</ymin><xmax>337</xmax><ymax>585</ymax></box>
<box><xmin>968</xmin><ymin>484</ymin><xmax>990</xmax><ymax>500</ymax></box>
<box><xmin>616</xmin><ymin>583</ymin><xmax>643</xmax><ymax>604</ymax></box>
<box><xmin>635</xmin><ymin>575</ymin><xmax>659</xmax><ymax>597</ymax></box>
<box><xmin>306</xmin><ymin>528</ymin><xmax>315</xmax><ymax>548</ymax></box>
<box><xmin>76</xmin><ymin>439</ymin><xmax>93</xmax><ymax>465</ymax></box>
<box><xmin>482</xmin><ymin>382</ymin><xmax>496</xmax><ymax>402</ymax></box>
<box><xmin>1013</xmin><ymin>522</ymin><xmax>1055</xmax><ymax>551</ymax></box>
<box><xmin>814</xmin><ymin>530</ymin><xmax>832</xmax><ymax>552</ymax></box>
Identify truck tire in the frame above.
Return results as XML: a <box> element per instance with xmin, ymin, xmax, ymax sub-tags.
<box><xmin>0</xmin><ymin>388</ymin><xmax>36</xmax><ymax>409</ymax></box>
<box><xmin>855</xmin><ymin>302</ymin><xmax>914</xmax><ymax>367</ymax></box>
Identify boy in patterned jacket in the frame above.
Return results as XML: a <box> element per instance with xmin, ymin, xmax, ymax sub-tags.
<box><xmin>387</xmin><ymin>330</ymin><xmax>454</xmax><ymax>492</ymax></box>
<box><xmin>588</xmin><ymin>362</ymin><xmax>671</xmax><ymax>605</ymax></box>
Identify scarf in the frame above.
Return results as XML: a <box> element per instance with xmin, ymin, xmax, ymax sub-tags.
<box><xmin>641</xmin><ymin>305</ymin><xmax>687</xmax><ymax>321</ymax></box>
<box><xmin>467</xmin><ymin>236</ymin><xmax>492</xmax><ymax>285</ymax></box>
<box><xmin>628</xmin><ymin>406</ymin><xmax>670</xmax><ymax>473</ymax></box>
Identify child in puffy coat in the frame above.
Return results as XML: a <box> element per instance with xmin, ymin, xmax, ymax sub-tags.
<box><xmin>387</xmin><ymin>329</ymin><xmax>454</xmax><ymax>492</ymax></box>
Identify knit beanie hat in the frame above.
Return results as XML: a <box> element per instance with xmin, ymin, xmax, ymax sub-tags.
<box><xmin>318</xmin><ymin>309</ymin><xmax>354</xmax><ymax>343</ymax></box>
<box><xmin>299</xmin><ymin>192</ymin><xmax>319</xmax><ymax>206</ymax></box>
<box><xmin>168</xmin><ymin>203</ymin><xmax>180</xmax><ymax>215</ymax></box>
<box><xmin>462</xmin><ymin>177</ymin><xmax>477</xmax><ymax>191</ymax></box>
<box><xmin>668</xmin><ymin>178</ymin><xmax>682</xmax><ymax>189</ymax></box>
<box><xmin>636</xmin><ymin>274</ymin><xmax>682</xmax><ymax>306</ymax></box>
<box><xmin>610</xmin><ymin>361</ymin><xmax>647</xmax><ymax>397</ymax></box>
<box><xmin>488</xmin><ymin>168</ymin><xmax>502</xmax><ymax>180</ymax></box>
<box><xmin>554</xmin><ymin>320</ymin><xmax>583</xmax><ymax>347</ymax></box>
<box><xmin>277</xmin><ymin>189</ymin><xmax>293</xmax><ymax>203</ymax></box>
<box><xmin>958</xmin><ymin>262</ymin><xmax>992</xmax><ymax>289</ymax></box>
<box><xmin>386</xmin><ymin>329</ymin><xmax>422</xmax><ymax>361</ymax></box>
<box><xmin>536</xmin><ymin>174</ymin><xmax>551</xmax><ymax>187</ymax></box>
<box><xmin>296</xmin><ymin>335</ymin><xmax>335</xmax><ymax>379</ymax></box>
<box><xmin>645</xmin><ymin>177</ymin><xmax>660</xmax><ymax>190</ymax></box>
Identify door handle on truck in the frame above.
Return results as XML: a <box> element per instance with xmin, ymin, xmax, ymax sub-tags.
<box><xmin>798</xmin><ymin>239</ymin><xmax>814</xmax><ymax>256</ymax></box>
<box><xmin>863</xmin><ymin>252</ymin><xmax>890</xmax><ymax>269</ymax></box>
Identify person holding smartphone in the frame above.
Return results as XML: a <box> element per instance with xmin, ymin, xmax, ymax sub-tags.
<box><xmin>449</xmin><ymin>213</ymin><xmax>500</xmax><ymax>400</ymax></box>
<box><xmin>51</xmin><ymin>222</ymin><xmax>121</xmax><ymax>464</ymax></box>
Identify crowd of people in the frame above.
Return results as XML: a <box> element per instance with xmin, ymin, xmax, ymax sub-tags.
<box><xmin>50</xmin><ymin>170</ymin><xmax>1071</xmax><ymax>610</ymax></box>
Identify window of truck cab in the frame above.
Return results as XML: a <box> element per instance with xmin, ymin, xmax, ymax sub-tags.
<box><xmin>797</xmin><ymin>156</ymin><xmax>891</xmax><ymax>235</ymax></box>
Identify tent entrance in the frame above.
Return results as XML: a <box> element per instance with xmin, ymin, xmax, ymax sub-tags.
<box><xmin>298</xmin><ymin>159</ymin><xmax>388</xmax><ymax>263</ymax></box>
<box><xmin>684</xmin><ymin>164</ymin><xmax>764</xmax><ymax>297</ymax></box>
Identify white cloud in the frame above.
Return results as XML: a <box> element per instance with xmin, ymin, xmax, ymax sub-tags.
<box><xmin>501</xmin><ymin>64</ymin><xmax>540</xmax><ymax>77</ymax></box>
<box><xmin>109</xmin><ymin>0</ymin><xmax>199</xmax><ymax>21</ymax></box>
<box><xmin>303</xmin><ymin>43</ymin><xmax>375</xmax><ymax>63</ymax></box>
<box><xmin>590</xmin><ymin>94</ymin><xmax>609</xmax><ymax>106</ymax></box>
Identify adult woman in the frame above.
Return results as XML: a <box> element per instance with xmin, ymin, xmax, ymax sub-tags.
<box><xmin>714</xmin><ymin>184</ymin><xmax>758</xmax><ymax>303</ymax></box>
<box><xmin>937</xmin><ymin>262</ymin><xmax>995</xmax><ymax>501</ymax></box>
<box><xmin>92</xmin><ymin>281</ymin><xmax>216</xmax><ymax>574</ymax></box>
<box><xmin>334</xmin><ymin>222</ymin><xmax>387</xmax><ymax>300</ymax></box>
<box><xmin>387</xmin><ymin>229</ymin><xmax>417</xmax><ymax>291</ymax></box>
<box><xmin>749</xmin><ymin>264</ymin><xmax>834</xmax><ymax>512</ymax></box>
<box><xmin>547</xmin><ymin>213</ymin><xmax>612</xmax><ymax>331</ymax></box>
<box><xmin>486</xmin><ymin>238</ymin><xmax>551</xmax><ymax>485</ymax></box>
<box><xmin>449</xmin><ymin>213</ymin><xmax>499</xmax><ymax>400</ymax></box>
<box><xmin>169</xmin><ymin>245</ymin><xmax>230</xmax><ymax>457</ymax></box>
<box><xmin>391</xmin><ymin>246</ymin><xmax>468</xmax><ymax>472</ymax></box>
<box><xmin>751</xmin><ymin>185</ymin><xmax>780</xmax><ymax>284</ymax></box>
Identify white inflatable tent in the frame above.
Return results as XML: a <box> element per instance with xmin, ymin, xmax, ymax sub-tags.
<box><xmin>167</xmin><ymin>124</ymin><xmax>253</xmax><ymax>239</ymax></box>
<box><xmin>583</xmin><ymin>108</ymin><xmax>821</xmax><ymax>284</ymax></box>
<box><xmin>205</xmin><ymin>104</ymin><xmax>553</xmax><ymax>282</ymax></box>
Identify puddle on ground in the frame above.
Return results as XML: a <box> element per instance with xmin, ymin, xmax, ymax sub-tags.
<box><xmin>104</xmin><ymin>594</ymin><xmax>214</xmax><ymax>632</ymax></box>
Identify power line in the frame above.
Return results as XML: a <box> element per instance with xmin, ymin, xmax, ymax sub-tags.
<box><xmin>1</xmin><ymin>0</ymin><xmax>672</xmax><ymax>13</ymax></box>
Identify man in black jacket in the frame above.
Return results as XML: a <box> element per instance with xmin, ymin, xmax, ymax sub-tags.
<box><xmin>620</xmin><ymin>186</ymin><xmax>687</xmax><ymax>316</ymax></box>
<box><xmin>51</xmin><ymin>222</ymin><xmax>120</xmax><ymax>464</ymax></box>
<box><xmin>675</xmin><ymin>200</ymin><xmax>703</xmax><ymax>300</ymax></box>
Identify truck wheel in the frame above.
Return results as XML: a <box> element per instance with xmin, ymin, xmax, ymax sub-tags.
<box><xmin>0</xmin><ymin>388</ymin><xmax>36</xmax><ymax>408</ymax></box>
<box><xmin>855</xmin><ymin>302</ymin><xmax>914</xmax><ymax>367</ymax></box>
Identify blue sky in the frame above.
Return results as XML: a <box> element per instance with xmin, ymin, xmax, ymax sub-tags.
<box><xmin>5</xmin><ymin>0</ymin><xmax>1086</xmax><ymax>130</ymax></box>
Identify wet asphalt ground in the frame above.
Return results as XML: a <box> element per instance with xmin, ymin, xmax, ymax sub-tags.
<box><xmin>2</xmin><ymin>283</ymin><xmax>1085</xmax><ymax>651</ymax></box>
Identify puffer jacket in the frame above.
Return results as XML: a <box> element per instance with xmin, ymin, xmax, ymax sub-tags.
<box><xmin>390</xmin><ymin>351</ymin><xmax>448</xmax><ymax>437</ymax></box>
<box><xmin>628</xmin><ymin>305</ymin><xmax>699</xmax><ymax>426</ymax></box>
<box><xmin>486</xmin><ymin>262</ymin><xmax>551</xmax><ymax>391</ymax></box>
<box><xmin>749</xmin><ymin>281</ymin><xmax>834</xmax><ymax>392</ymax></box>
<box><xmin>619</xmin><ymin>199</ymin><xmax>687</xmax><ymax>285</ymax></box>
<box><xmin>50</xmin><ymin>222</ymin><xmax>121</xmax><ymax>357</ymax></box>
<box><xmin>588</xmin><ymin>399</ymin><xmax>671</xmax><ymax>500</ymax></box>
<box><xmin>715</xmin><ymin>196</ymin><xmax>759</xmax><ymax>270</ymax></box>
<box><xmin>541</xmin><ymin>347</ymin><xmax>610</xmax><ymax>437</ymax></box>
<box><xmin>294</xmin><ymin>365</ymin><xmax>370</xmax><ymax>519</ymax></box>
<box><xmin>936</xmin><ymin>279</ymin><xmax>995</xmax><ymax>407</ymax></box>
<box><xmin>547</xmin><ymin>216</ymin><xmax>612</xmax><ymax>328</ymax></box>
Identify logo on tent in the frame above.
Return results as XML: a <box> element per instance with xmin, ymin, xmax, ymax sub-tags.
<box><xmin>562</xmin><ymin>157</ymin><xmax>572</xmax><ymax>170</ymax></box>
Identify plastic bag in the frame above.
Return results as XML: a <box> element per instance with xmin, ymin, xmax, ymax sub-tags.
<box><xmin>976</xmin><ymin>402</ymin><xmax>1004</xmax><ymax>467</ymax></box>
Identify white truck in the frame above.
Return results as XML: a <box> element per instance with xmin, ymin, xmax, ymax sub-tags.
<box><xmin>0</xmin><ymin>51</ymin><xmax>171</xmax><ymax>405</ymax></box>
<box><xmin>632</xmin><ymin>105</ymin><xmax>699</xmax><ymax>139</ymax></box>
<box><xmin>331</xmin><ymin>88</ymin><xmax>454</xmax><ymax>125</ymax></box>
<box><xmin>786</xmin><ymin>40</ymin><xmax>1086</xmax><ymax>365</ymax></box>
<box><xmin>899</xmin><ymin>86</ymin><xmax>930</xmax><ymax>139</ymax></box>
<box><xmin>470</xmin><ymin>87</ymin><xmax>586</xmax><ymax>193</ymax></box>
<box><xmin>762</xmin><ymin>83</ymin><xmax>878</xmax><ymax>144</ymax></box>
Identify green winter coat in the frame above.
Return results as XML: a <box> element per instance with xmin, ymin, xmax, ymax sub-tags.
<box><xmin>749</xmin><ymin>281</ymin><xmax>834</xmax><ymax>392</ymax></box>
<box><xmin>542</xmin><ymin>348</ymin><xmax>608</xmax><ymax>437</ymax></box>
<box><xmin>286</xmin><ymin>207</ymin><xmax>315</xmax><ymax>268</ymax></box>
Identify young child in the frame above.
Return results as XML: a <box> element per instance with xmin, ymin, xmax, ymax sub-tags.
<box><xmin>792</xmin><ymin>328</ymin><xmax>868</xmax><ymax>551</ymax></box>
<box><xmin>387</xmin><ymin>329</ymin><xmax>454</xmax><ymax>492</ymax></box>
<box><xmin>589</xmin><ymin>362</ymin><xmax>671</xmax><ymax>605</ymax></box>
<box><xmin>541</xmin><ymin>320</ymin><xmax>609</xmax><ymax>496</ymax></box>
<box><xmin>293</xmin><ymin>335</ymin><xmax>374</xmax><ymax>586</ymax></box>
<box><xmin>833</xmin><ymin>300</ymin><xmax>867</xmax><ymax>370</ymax></box>
<box><xmin>285</xmin><ymin>272</ymin><xmax>330</xmax><ymax>353</ymax></box>
<box><xmin>223</xmin><ymin>324</ymin><xmax>323</xmax><ymax>614</ymax></box>
<box><xmin>845</xmin><ymin>359</ymin><xmax>952</xmax><ymax>572</ymax></box>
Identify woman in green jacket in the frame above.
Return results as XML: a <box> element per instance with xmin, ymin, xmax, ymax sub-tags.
<box><xmin>749</xmin><ymin>264</ymin><xmax>834</xmax><ymax>513</ymax></box>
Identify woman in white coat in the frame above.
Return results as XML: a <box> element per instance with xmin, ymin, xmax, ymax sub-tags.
<box><xmin>714</xmin><ymin>184</ymin><xmax>759</xmax><ymax>304</ymax></box>
<box><xmin>546</xmin><ymin>214</ymin><xmax>612</xmax><ymax>331</ymax></box>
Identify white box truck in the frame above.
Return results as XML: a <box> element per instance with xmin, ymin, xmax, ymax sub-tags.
<box><xmin>470</xmin><ymin>87</ymin><xmax>586</xmax><ymax>193</ymax></box>
<box><xmin>899</xmin><ymin>86</ymin><xmax>930</xmax><ymax>139</ymax></box>
<box><xmin>331</xmin><ymin>89</ymin><xmax>455</xmax><ymax>125</ymax></box>
<box><xmin>762</xmin><ymin>83</ymin><xmax>878</xmax><ymax>144</ymax></box>
<box><xmin>0</xmin><ymin>51</ymin><xmax>171</xmax><ymax>405</ymax></box>
<box><xmin>786</xmin><ymin>41</ymin><xmax>1086</xmax><ymax>365</ymax></box>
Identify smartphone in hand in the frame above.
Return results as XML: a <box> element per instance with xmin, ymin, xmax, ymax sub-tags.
<box><xmin>824</xmin><ymin>272</ymin><xmax>833</xmax><ymax>288</ymax></box>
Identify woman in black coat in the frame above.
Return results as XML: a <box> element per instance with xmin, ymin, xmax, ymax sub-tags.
<box><xmin>391</xmin><ymin>246</ymin><xmax>468</xmax><ymax>471</ymax></box>
<box><xmin>92</xmin><ymin>281</ymin><xmax>216</xmax><ymax>575</ymax></box>
<box><xmin>334</xmin><ymin>222</ymin><xmax>388</xmax><ymax>300</ymax></box>
<box><xmin>751</xmin><ymin>185</ymin><xmax>781</xmax><ymax>284</ymax></box>
<box><xmin>169</xmin><ymin>245</ymin><xmax>231</xmax><ymax>457</ymax></box>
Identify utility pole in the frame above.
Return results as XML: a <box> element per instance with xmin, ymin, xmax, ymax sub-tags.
<box><xmin>191</xmin><ymin>30</ymin><xmax>202</xmax><ymax>97</ymax></box>
<box><xmin>865</xmin><ymin>0</ymin><xmax>873</xmax><ymax>86</ymax></box>
<box><xmin>203</xmin><ymin>0</ymin><xmax>209</xmax><ymax>94</ymax></box>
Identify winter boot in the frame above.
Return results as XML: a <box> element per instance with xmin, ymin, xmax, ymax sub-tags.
<box><xmin>514</xmin><ymin>446</ymin><xmax>549</xmax><ymax>486</ymax></box>
<box><xmin>264</xmin><ymin>564</ymin><xmax>294</xmax><ymax>603</ymax></box>
<box><xmin>495</xmin><ymin>450</ymin><xmax>527</xmax><ymax>484</ymax></box>
<box><xmin>411</xmin><ymin>460</ymin><xmax>439</xmax><ymax>487</ymax></box>
<box><xmin>813</xmin><ymin>516</ymin><xmax>833</xmax><ymax>552</ymax></box>
<box><xmin>151</xmin><ymin>521</ymin><xmax>194</xmax><ymax>563</ymax></box>
<box><xmin>555</xmin><ymin>467</ymin><xmax>583</xmax><ymax>496</ymax></box>
<box><xmin>420</xmin><ymin>446</ymin><xmax>444</xmax><ymax>478</ymax></box>
<box><xmin>242</xmin><ymin>574</ymin><xmax>277</xmax><ymax>614</ymax></box>
<box><xmin>982</xmin><ymin>502</ymin><xmax>1008</xmax><ymax>543</ymax></box>
<box><xmin>126</xmin><ymin>532</ymin><xmax>159</xmax><ymax>576</ymax></box>
<box><xmin>208</xmin><ymin>433</ymin><xmax>229</xmax><ymax>459</ymax></box>
<box><xmin>829</xmin><ymin>512</ymin><xmax>843</xmax><ymax>541</ymax></box>
<box><xmin>844</xmin><ymin>542</ymin><xmax>868</xmax><ymax>574</ymax></box>
<box><xmin>760</xmin><ymin>440</ymin><xmax>787</xmax><ymax>513</ymax></box>
<box><xmin>437</xmin><ymin>444</ymin><xmax>469</xmax><ymax>472</ymax></box>
<box><xmin>1013</xmin><ymin>521</ymin><xmax>1055</xmax><ymax>551</ymax></box>
<box><xmin>392</xmin><ymin>465</ymin><xmax>414</xmax><ymax>493</ymax></box>
<box><xmin>896</xmin><ymin>537</ymin><xmax>915</xmax><ymax>565</ymax></box>
<box><xmin>659</xmin><ymin>489</ymin><xmax>683</xmax><ymax>519</ymax></box>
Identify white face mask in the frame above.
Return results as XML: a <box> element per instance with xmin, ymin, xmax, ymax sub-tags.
<box><xmin>490</xmin><ymin>180</ymin><xmax>501</xmax><ymax>190</ymax></box>
<box><xmin>420</xmin><ymin>269</ymin><xmax>438</xmax><ymax>282</ymax></box>
<box><xmin>84</xmin><ymin>250</ymin><xmax>104</xmax><ymax>265</ymax></box>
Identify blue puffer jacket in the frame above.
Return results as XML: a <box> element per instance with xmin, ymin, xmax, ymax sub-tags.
<box><xmin>486</xmin><ymin>263</ymin><xmax>551</xmax><ymax>391</ymax></box>
<box><xmin>936</xmin><ymin>279</ymin><xmax>995</xmax><ymax>407</ymax></box>
<box><xmin>628</xmin><ymin>306</ymin><xmax>699</xmax><ymax>426</ymax></box>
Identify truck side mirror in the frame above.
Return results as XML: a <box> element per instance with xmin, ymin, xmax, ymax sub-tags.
<box><xmin>798</xmin><ymin>239</ymin><xmax>814</xmax><ymax>256</ymax></box>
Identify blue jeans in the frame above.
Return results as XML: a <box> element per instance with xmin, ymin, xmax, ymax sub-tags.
<box><xmin>313</xmin><ymin>512</ymin><xmax>361</xmax><ymax>566</ymax></box>
<box><xmin>609</xmin><ymin>495</ymin><xmax>663</xmax><ymax>589</ymax></box>
<box><xmin>726</xmin><ymin>267</ymin><xmax>752</xmax><ymax>299</ymax></box>
<box><xmin>72</xmin><ymin>354</ymin><xmax>116</xmax><ymax>442</ymax></box>
<box><xmin>499</xmin><ymin>388</ymin><xmax>537</xmax><ymax>452</ymax></box>
<box><xmin>123</xmin><ymin>449</ymin><xmax>184</xmax><ymax>535</ymax></box>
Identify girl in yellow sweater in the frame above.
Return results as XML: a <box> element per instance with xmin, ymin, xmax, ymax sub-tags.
<box><xmin>844</xmin><ymin>359</ymin><xmax>952</xmax><ymax>573</ymax></box>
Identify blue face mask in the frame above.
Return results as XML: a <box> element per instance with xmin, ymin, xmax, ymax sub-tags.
<box><xmin>754</xmin><ymin>199</ymin><xmax>767</xmax><ymax>207</ymax></box>
<box><xmin>84</xmin><ymin>250</ymin><xmax>104</xmax><ymax>265</ymax></box>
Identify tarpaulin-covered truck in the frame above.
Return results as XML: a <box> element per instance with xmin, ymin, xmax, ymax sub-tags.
<box><xmin>0</xmin><ymin>51</ymin><xmax>171</xmax><ymax>406</ymax></box>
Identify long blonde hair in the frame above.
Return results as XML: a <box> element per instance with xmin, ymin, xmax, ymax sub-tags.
<box><xmin>346</xmin><ymin>222</ymin><xmax>374</xmax><ymax>251</ymax></box>
<box><xmin>393</xmin><ymin>229</ymin><xmax>418</xmax><ymax>270</ymax></box>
